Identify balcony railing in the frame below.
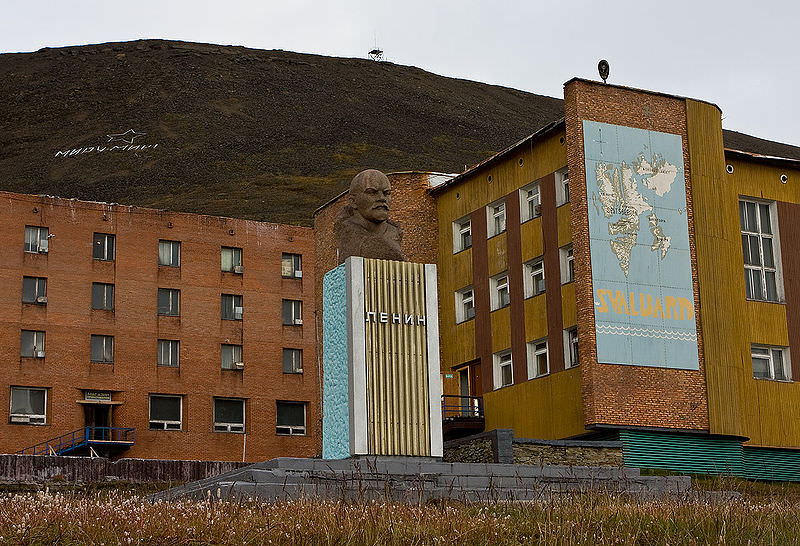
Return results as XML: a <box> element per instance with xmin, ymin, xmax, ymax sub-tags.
<box><xmin>441</xmin><ymin>395</ymin><xmax>484</xmax><ymax>420</ymax></box>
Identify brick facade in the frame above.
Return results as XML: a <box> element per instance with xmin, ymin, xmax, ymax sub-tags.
<box><xmin>563</xmin><ymin>79</ymin><xmax>709</xmax><ymax>431</ymax></box>
<box><xmin>0</xmin><ymin>191</ymin><xmax>317</xmax><ymax>461</ymax></box>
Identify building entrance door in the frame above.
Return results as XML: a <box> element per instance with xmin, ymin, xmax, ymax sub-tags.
<box><xmin>84</xmin><ymin>404</ymin><xmax>112</xmax><ymax>440</ymax></box>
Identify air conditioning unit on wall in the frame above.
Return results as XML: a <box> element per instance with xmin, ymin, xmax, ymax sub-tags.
<box><xmin>36</xmin><ymin>296</ymin><xmax>47</xmax><ymax>304</ymax></box>
<box><xmin>35</xmin><ymin>351</ymin><xmax>45</xmax><ymax>358</ymax></box>
<box><xmin>294</xmin><ymin>270</ymin><xmax>303</xmax><ymax>278</ymax></box>
<box><xmin>234</xmin><ymin>361</ymin><xmax>244</xmax><ymax>369</ymax></box>
<box><xmin>233</xmin><ymin>265</ymin><xmax>244</xmax><ymax>274</ymax></box>
<box><xmin>294</xmin><ymin>318</ymin><xmax>303</xmax><ymax>325</ymax></box>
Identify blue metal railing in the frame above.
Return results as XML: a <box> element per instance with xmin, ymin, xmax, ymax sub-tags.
<box><xmin>17</xmin><ymin>427</ymin><xmax>135</xmax><ymax>456</ymax></box>
<box><xmin>441</xmin><ymin>395</ymin><xmax>484</xmax><ymax>420</ymax></box>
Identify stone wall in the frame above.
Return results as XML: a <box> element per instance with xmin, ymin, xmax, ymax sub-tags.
<box><xmin>444</xmin><ymin>429</ymin><xmax>623</xmax><ymax>466</ymax></box>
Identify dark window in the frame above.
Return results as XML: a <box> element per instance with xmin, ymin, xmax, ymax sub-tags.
<box><xmin>158</xmin><ymin>339</ymin><xmax>180</xmax><ymax>367</ymax></box>
<box><xmin>157</xmin><ymin>288</ymin><xmax>180</xmax><ymax>316</ymax></box>
<box><xmin>221</xmin><ymin>294</ymin><xmax>243</xmax><ymax>320</ymax></box>
<box><xmin>158</xmin><ymin>240</ymin><xmax>181</xmax><ymax>267</ymax></box>
<box><xmin>20</xmin><ymin>330</ymin><xmax>45</xmax><ymax>358</ymax></box>
<box><xmin>221</xmin><ymin>344</ymin><xmax>243</xmax><ymax>369</ymax></box>
<box><xmin>149</xmin><ymin>395</ymin><xmax>181</xmax><ymax>430</ymax></box>
<box><xmin>214</xmin><ymin>398</ymin><xmax>245</xmax><ymax>432</ymax></box>
<box><xmin>22</xmin><ymin>277</ymin><xmax>47</xmax><ymax>304</ymax></box>
<box><xmin>221</xmin><ymin>247</ymin><xmax>242</xmax><ymax>272</ymax></box>
<box><xmin>93</xmin><ymin>233</ymin><xmax>115</xmax><ymax>261</ymax></box>
<box><xmin>90</xmin><ymin>335</ymin><xmax>114</xmax><ymax>363</ymax></box>
<box><xmin>282</xmin><ymin>299</ymin><xmax>302</xmax><ymax>325</ymax></box>
<box><xmin>276</xmin><ymin>401</ymin><xmax>306</xmax><ymax>435</ymax></box>
<box><xmin>283</xmin><ymin>348</ymin><xmax>303</xmax><ymax>374</ymax></box>
<box><xmin>281</xmin><ymin>253</ymin><xmax>302</xmax><ymax>278</ymax></box>
<box><xmin>10</xmin><ymin>387</ymin><xmax>46</xmax><ymax>424</ymax></box>
<box><xmin>92</xmin><ymin>283</ymin><xmax>115</xmax><ymax>311</ymax></box>
<box><xmin>24</xmin><ymin>226</ymin><xmax>49</xmax><ymax>253</ymax></box>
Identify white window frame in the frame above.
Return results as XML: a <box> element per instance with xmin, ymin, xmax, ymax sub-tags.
<box><xmin>10</xmin><ymin>387</ymin><xmax>47</xmax><ymax>424</ymax></box>
<box><xmin>560</xmin><ymin>245</ymin><xmax>574</xmax><ymax>284</ymax></box>
<box><xmin>214</xmin><ymin>398</ymin><xmax>245</xmax><ymax>433</ymax></box>
<box><xmin>281</xmin><ymin>253</ymin><xmax>303</xmax><ymax>278</ymax></box>
<box><xmin>22</xmin><ymin>277</ymin><xmax>47</xmax><ymax>304</ymax></box>
<box><xmin>527</xmin><ymin>339</ymin><xmax>549</xmax><ymax>379</ymax></box>
<box><xmin>283</xmin><ymin>348</ymin><xmax>303</xmax><ymax>374</ymax></box>
<box><xmin>90</xmin><ymin>334</ymin><xmax>114</xmax><ymax>363</ymax></box>
<box><xmin>92</xmin><ymin>282</ymin><xmax>115</xmax><ymax>311</ymax></box>
<box><xmin>490</xmin><ymin>272</ymin><xmax>510</xmax><ymax>311</ymax></box>
<box><xmin>556</xmin><ymin>169</ymin><xmax>570</xmax><ymax>206</ymax></box>
<box><xmin>524</xmin><ymin>257</ymin><xmax>546</xmax><ymax>298</ymax></box>
<box><xmin>24</xmin><ymin>226</ymin><xmax>49</xmax><ymax>254</ymax></box>
<box><xmin>221</xmin><ymin>246</ymin><xmax>243</xmax><ymax>273</ymax></box>
<box><xmin>452</xmin><ymin>216</ymin><xmax>472</xmax><ymax>253</ymax></box>
<box><xmin>148</xmin><ymin>394</ymin><xmax>182</xmax><ymax>430</ymax></box>
<box><xmin>221</xmin><ymin>344</ymin><xmax>243</xmax><ymax>370</ymax></box>
<box><xmin>564</xmin><ymin>327</ymin><xmax>579</xmax><ymax>368</ymax></box>
<box><xmin>751</xmin><ymin>345</ymin><xmax>790</xmax><ymax>381</ymax></box>
<box><xmin>276</xmin><ymin>401</ymin><xmax>307</xmax><ymax>435</ymax></box>
<box><xmin>20</xmin><ymin>330</ymin><xmax>46</xmax><ymax>358</ymax></box>
<box><xmin>455</xmin><ymin>286</ymin><xmax>475</xmax><ymax>323</ymax></box>
<box><xmin>157</xmin><ymin>288</ymin><xmax>180</xmax><ymax>316</ymax></box>
<box><xmin>282</xmin><ymin>299</ymin><xmax>303</xmax><ymax>325</ymax></box>
<box><xmin>157</xmin><ymin>339</ymin><xmax>180</xmax><ymax>368</ymax></box>
<box><xmin>486</xmin><ymin>200</ymin><xmax>506</xmax><ymax>237</ymax></box>
<box><xmin>92</xmin><ymin>232</ymin><xmax>115</xmax><ymax>261</ymax></box>
<box><xmin>158</xmin><ymin>240</ymin><xmax>181</xmax><ymax>267</ymax></box>
<box><xmin>493</xmin><ymin>350</ymin><xmax>513</xmax><ymax>389</ymax></box>
<box><xmin>221</xmin><ymin>293</ymin><xmax>243</xmax><ymax>320</ymax></box>
<box><xmin>520</xmin><ymin>181</ymin><xmax>542</xmax><ymax>222</ymax></box>
<box><xmin>740</xmin><ymin>199</ymin><xmax>783</xmax><ymax>302</ymax></box>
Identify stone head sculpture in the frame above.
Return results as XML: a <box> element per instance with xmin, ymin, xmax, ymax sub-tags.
<box><xmin>334</xmin><ymin>169</ymin><xmax>405</xmax><ymax>264</ymax></box>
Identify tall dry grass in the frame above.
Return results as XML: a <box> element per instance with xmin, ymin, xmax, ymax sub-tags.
<box><xmin>0</xmin><ymin>487</ymin><xmax>798</xmax><ymax>544</ymax></box>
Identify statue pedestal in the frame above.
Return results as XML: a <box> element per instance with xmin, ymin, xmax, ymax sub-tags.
<box><xmin>322</xmin><ymin>257</ymin><xmax>442</xmax><ymax>459</ymax></box>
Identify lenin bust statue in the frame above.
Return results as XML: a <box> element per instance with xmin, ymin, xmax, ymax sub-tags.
<box><xmin>334</xmin><ymin>169</ymin><xmax>405</xmax><ymax>264</ymax></box>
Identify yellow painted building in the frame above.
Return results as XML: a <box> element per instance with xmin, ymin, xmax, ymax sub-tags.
<box><xmin>433</xmin><ymin>79</ymin><xmax>800</xmax><ymax>479</ymax></box>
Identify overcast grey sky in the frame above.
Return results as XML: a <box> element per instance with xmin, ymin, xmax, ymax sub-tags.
<box><xmin>2</xmin><ymin>0</ymin><xmax>797</xmax><ymax>147</ymax></box>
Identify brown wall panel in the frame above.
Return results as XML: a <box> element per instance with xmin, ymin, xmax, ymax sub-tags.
<box><xmin>504</xmin><ymin>192</ymin><xmax>528</xmax><ymax>383</ymax></box>
<box><xmin>540</xmin><ymin>173</ymin><xmax>565</xmax><ymax>373</ymax></box>
<box><xmin>778</xmin><ymin>202</ymin><xmax>800</xmax><ymax>381</ymax></box>
<box><xmin>470</xmin><ymin>209</ymin><xmax>492</xmax><ymax>394</ymax></box>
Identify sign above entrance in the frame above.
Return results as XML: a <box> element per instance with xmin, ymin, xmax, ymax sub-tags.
<box><xmin>84</xmin><ymin>391</ymin><xmax>112</xmax><ymax>401</ymax></box>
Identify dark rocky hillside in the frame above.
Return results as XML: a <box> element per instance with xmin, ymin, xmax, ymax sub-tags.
<box><xmin>1</xmin><ymin>40</ymin><xmax>797</xmax><ymax>225</ymax></box>
<box><xmin>0</xmin><ymin>40</ymin><xmax>565</xmax><ymax>225</ymax></box>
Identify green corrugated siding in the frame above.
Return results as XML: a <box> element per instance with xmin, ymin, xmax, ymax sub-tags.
<box><xmin>620</xmin><ymin>431</ymin><xmax>744</xmax><ymax>475</ymax></box>
<box><xmin>743</xmin><ymin>447</ymin><xmax>800</xmax><ymax>482</ymax></box>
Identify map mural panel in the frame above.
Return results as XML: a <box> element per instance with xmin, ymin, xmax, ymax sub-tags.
<box><xmin>583</xmin><ymin>120</ymin><xmax>699</xmax><ymax>370</ymax></box>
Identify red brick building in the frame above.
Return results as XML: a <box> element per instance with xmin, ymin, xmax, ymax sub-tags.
<box><xmin>0</xmin><ymin>191</ymin><xmax>316</xmax><ymax>462</ymax></box>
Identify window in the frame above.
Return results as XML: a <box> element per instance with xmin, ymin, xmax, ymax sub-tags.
<box><xmin>20</xmin><ymin>330</ymin><xmax>45</xmax><ymax>358</ymax></box>
<box><xmin>24</xmin><ymin>226</ymin><xmax>49</xmax><ymax>253</ymax></box>
<box><xmin>221</xmin><ymin>344</ymin><xmax>243</xmax><ymax>369</ymax></box>
<box><xmin>556</xmin><ymin>169</ymin><xmax>570</xmax><ymax>206</ymax></box>
<box><xmin>560</xmin><ymin>245</ymin><xmax>574</xmax><ymax>283</ymax></box>
<box><xmin>22</xmin><ymin>277</ymin><xmax>47</xmax><ymax>304</ymax></box>
<box><xmin>10</xmin><ymin>387</ymin><xmax>46</xmax><ymax>424</ymax></box>
<box><xmin>158</xmin><ymin>240</ymin><xmax>180</xmax><ymax>267</ymax></box>
<box><xmin>221</xmin><ymin>246</ymin><xmax>243</xmax><ymax>273</ymax></box>
<box><xmin>490</xmin><ymin>273</ymin><xmax>510</xmax><ymax>310</ymax></box>
<box><xmin>92</xmin><ymin>283</ymin><xmax>115</xmax><ymax>311</ymax></box>
<box><xmin>149</xmin><ymin>395</ymin><xmax>182</xmax><ymax>430</ymax></box>
<box><xmin>276</xmin><ymin>401</ymin><xmax>306</xmax><ymax>435</ymax></box>
<box><xmin>214</xmin><ymin>398</ymin><xmax>245</xmax><ymax>432</ymax></box>
<box><xmin>527</xmin><ymin>339</ymin><xmax>549</xmax><ymax>378</ymax></box>
<box><xmin>90</xmin><ymin>335</ymin><xmax>114</xmax><ymax>363</ymax></box>
<box><xmin>493</xmin><ymin>350</ymin><xmax>513</xmax><ymax>389</ymax></box>
<box><xmin>281</xmin><ymin>253</ymin><xmax>303</xmax><ymax>278</ymax></box>
<box><xmin>221</xmin><ymin>294</ymin><xmax>243</xmax><ymax>320</ymax></box>
<box><xmin>283</xmin><ymin>348</ymin><xmax>303</xmax><ymax>374</ymax></box>
<box><xmin>157</xmin><ymin>288</ymin><xmax>180</xmax><ymax>316</ymax></box>
<box><xmin>455</xmin><ymin>286</ymin><xmax>475</xmax><ymax>323</ymax></box>
<box><xmin>524</xmin><ymin>258</ymin><xmax>545</xmax><ymax>297</ymax></box>
<box><xmin>520</xmin><ymin>182</ymin><xmax>542</xmax><ymax>222</ymax></box>
<box><xmin>751</xmin><ymin>345</ymin><xmax>790</xmax><ymax>381</ymax></box>
<box><xmin>452</xmin><ymin>216</ymin><xmax>472</xmax><ymax>252</ymax></box>
<box><xmin>487</xmin><ymin>200</ymin><xmax>506</xmax><ymax>237</ymax></box>
<box><xmin>92</xmin><ymin>233</ymin><xmax>115</xmax><ymax>261</ymax></box>
<box><xmin>158</xmin><ymin>339</ymin><xmax>180</xmax><ymax>367</ymax></box>
<box><xmin>564</xmin><ymin>328</ymin><xmax>579</xmax><ymax>368</ymax></box>
<box><xmin>740</xmin><ymin>199</ymin><xmax>781</xmax><ymax>302</ymax></box>
<box><xmin>282</xmin><ymin>299</ymin><xmax>303</xmax><ymax>325</ymax></box>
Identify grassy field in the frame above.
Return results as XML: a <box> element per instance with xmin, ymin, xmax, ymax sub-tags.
<box><xmin>1</xmin><ymin>480</ymin><xmax>800</xmax><ymax>545</ymax></box>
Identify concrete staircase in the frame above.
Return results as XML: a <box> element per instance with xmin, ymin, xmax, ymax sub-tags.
<box><xmin>151</xmin><ymin>457</ymin><xmax>691</xmax><ymax>502</ymax></box>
